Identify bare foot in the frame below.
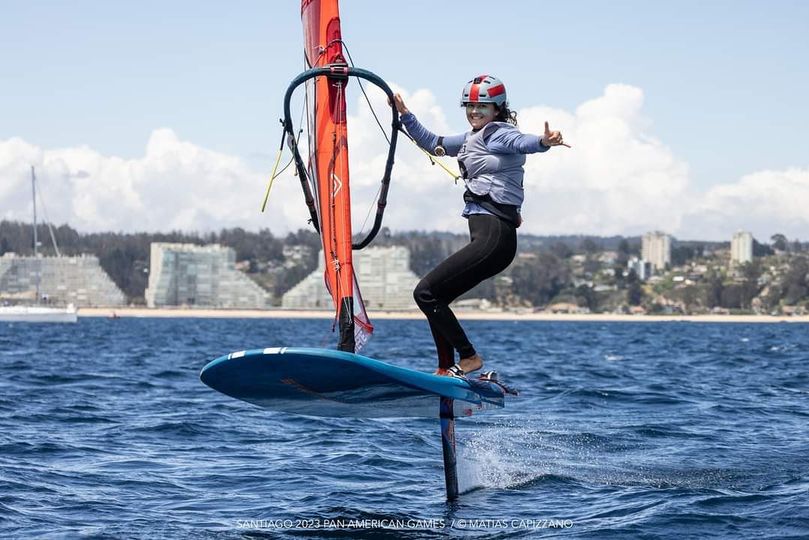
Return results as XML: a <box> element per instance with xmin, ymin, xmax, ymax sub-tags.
<box><xmin>458</xmin><ymin>354</ymin><xmax>484</xmax><ymax>374</ymax></box>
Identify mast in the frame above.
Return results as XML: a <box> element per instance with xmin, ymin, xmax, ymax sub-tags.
<box><xmin>31</xmin><ymin>166</ymin><xmax>40</xmax><ymax>303</ymax></box>
<box><xmin>440</xmin><ymin>397</ymin><xmax>459</xmax><ymax>499</ymax></box>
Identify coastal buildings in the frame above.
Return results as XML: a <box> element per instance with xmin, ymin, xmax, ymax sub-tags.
<box><xmin>626</xmin><ymin>257</ymin><xmax>652</xmax><ymax>281</ymax></box>
<box><xmin>145</xmin><ymin>243</ymin><xmax>269</xmax><ymax>308</ymax></box>
<box><xmin>282</xmin><ymin>245</ymin><xmax>312</xmax><ymax>266</ymax></box>
<box><xmin>283</xmin><ymin>246</ymin><xmax>419</xmax><ymax>310</ymax></box>
<box><xmin>642</xmin><ymin>231</ymin><xmax>671</xmax><ymax>272</ymax></box>
<box><xmin>0</xmin><ymin>253</ymin><xmax>125</xmax><ymax>307</ymax></box>
<box><xmin>731</xmin><ymin>231</ymin><xmax>754</xmax><ymax>265</ymax></box>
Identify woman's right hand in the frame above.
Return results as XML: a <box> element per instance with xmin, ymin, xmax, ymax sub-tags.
<box><xmin>392</xmin><ymin>93</ymin><xmax>409</xmax><ymax>116</ymax></box>
<box><xmin>541</xmin><ymin>121</ymin><xmax>571</xmax><ymax>148</ymax></box>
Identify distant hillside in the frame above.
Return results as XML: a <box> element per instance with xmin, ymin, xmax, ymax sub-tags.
<box><xmin>2</xmin><ymin>221</ymin><xmax>804</xmax><ymax>312</ymax></box>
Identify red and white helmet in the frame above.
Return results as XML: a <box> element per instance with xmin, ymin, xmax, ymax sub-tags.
<box><xmin>460</xmin><ymin>75</ymin><xmax>508</xmax><ymax>107</ymax></box>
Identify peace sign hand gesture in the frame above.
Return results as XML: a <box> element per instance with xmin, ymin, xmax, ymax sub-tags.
<box><xmin>541</xmin><ymin>121</ymin><xmax>571</xmax><ymax>148</ymax></box>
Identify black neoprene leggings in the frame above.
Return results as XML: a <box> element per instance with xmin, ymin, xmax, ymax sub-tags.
<box><xmin>413</xmin><ymin>214</ymin><xmax>517</xmax><ymax>368</ymax></box>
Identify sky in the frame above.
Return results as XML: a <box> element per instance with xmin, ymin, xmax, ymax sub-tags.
<box><xmin>2</xmin><ymin>0</ymin><xmax>808</xmax><ymax>241</ymax></box>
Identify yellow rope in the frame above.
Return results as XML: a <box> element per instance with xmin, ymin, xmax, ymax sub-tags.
<box><xmin>262</xmin><ymin>128</ymin><xmax>460</xmax><ymax>214</ymax></box>
<box><xmin>404</xmin><ymin>135</ymin><xmax>461</xmax><ymax>182</ymax></box>
<box><xmin>260</xmin><ymin>147</ymin><xmax>285</xmax><ymax>213</ymax></box>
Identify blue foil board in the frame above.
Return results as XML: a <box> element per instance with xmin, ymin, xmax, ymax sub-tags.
<box><xmin>200</xmin><ymin>347</ymin><xmax>508</xmax><ymax>418</ymax></box>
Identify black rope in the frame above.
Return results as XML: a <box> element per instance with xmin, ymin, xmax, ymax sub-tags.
<box><xmin>282</xmin><ymin>65</ymin><xmax>401</xmax><ymax>249</ymax></box>
<box><xmin>340</xmin><ymin>41</ymin><xmax>391</xmax><ymax>146</ymax></box>
<box><xmin>341</xmin><ymin>39</ymin><xmax>455</xmax><ymax>179</ymax></box>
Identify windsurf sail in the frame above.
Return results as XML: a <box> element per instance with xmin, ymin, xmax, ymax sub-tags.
<box><xmin>281</xmin><ymin>0</ymin><xmax>400</xmax><ymax>352</ymax></box>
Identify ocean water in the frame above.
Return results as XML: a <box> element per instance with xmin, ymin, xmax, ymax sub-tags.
<box><xmin>1</xmin><ymin>317</ymin><xmax>808</xmax><ymax>539</ymax></box>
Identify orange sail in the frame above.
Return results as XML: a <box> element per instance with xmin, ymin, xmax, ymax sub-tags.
<box><xmin>301</xmin><ymin>0</ymin><xmax>372</xmax><ymax>351</ymax></box>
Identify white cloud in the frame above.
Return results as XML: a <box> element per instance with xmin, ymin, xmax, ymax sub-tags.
<box><xmin>1</xmin><ymin>129</ymin><xmax>307</xmax><ymax>233</ymax></box>
<box><xmin>507</xmin><ymin>84</ymin><xmax>693</xmax><ymax>236</ymax></box>
<box><xmin>343</xmin><ymin>83</ymin><xmax>694</xmax><ymax>237</ymax></box>
<box><xmin>681</xmin><ymin>167</ymin><xmax>809</xmax><ymax>240</ymax></box>
<box><xmin>2</xmin><ymin>84</ymin><xmax>807</xmax><ymax>241</ymax></box>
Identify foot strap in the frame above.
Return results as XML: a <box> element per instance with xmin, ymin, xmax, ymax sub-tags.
<box><xmin>446</xmin><ymin>364</ymin><xmax>466</xmax><ymax>378</ymax></box>
<box><xmin>479</xmin><ymin>370</ymin><xmax>498</xmax><ymax>382</ymax></box>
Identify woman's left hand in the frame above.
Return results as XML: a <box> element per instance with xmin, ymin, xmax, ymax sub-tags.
<box><xmin>391</xmin><ymin>93</ymin><xmax>410</xmax><ymax>116</ymax></box>
<box><xmin>542</xmin><ymin>121</ymin><xmax>571</xmax><ymax>148</ymax></box>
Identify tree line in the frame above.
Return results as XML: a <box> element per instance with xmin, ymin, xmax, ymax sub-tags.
<box><xmin>3</xmin><ymin>220</ymin><xmax>806</xmax><ymax>312</ymax></box>
<box><xmin>2</xmin><ymin>220</ymin><xmax>631</xmax><ymax>305</ymax></box>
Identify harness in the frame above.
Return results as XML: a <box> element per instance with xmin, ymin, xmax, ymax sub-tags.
<box><xmin>462</xmin><ymin>190</ymin><xmax>520</xmax><ymax>228</ymax></box>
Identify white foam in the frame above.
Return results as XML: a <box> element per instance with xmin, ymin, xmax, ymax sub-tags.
<box><xmin>456</xmin><ymin>419</ymin><xmax>546</xmax><ymax>492</ymax></box>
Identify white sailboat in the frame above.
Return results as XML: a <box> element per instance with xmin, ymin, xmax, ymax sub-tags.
<box><xmin>0</xmin><ymin>166</ymin><xmax>78</xmax><ymax>323</ymax></box>
<box><xmin>0</xmin><ymin>303</ymin><xmax>78</xmax><ymax>323</ymax></box>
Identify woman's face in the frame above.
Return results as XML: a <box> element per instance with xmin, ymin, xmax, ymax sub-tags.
<box><xmin>465</xmin><ymin>102</ymin><xmax>496</xmax><ymax>130</ymax></box>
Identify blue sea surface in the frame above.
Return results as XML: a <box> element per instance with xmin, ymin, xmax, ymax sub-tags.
<box><xmin>1</xmin><ymin>317</ymin><xmax>808</xmax><ymax>538</ymax></box>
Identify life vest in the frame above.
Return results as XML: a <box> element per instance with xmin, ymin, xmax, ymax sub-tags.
<box><xmin>457</xmin><ymin>122</ymin><xmax>526</xmax><ymax>227</ymax></box>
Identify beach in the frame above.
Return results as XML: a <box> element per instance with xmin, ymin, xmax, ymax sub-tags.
<box><xmin>78</xmin><ymin>307</ymin><xmax>809</xmax><ymax>323</ymax></box>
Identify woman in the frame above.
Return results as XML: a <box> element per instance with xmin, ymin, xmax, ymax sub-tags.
<box><xmin>394</xmin><ymin>74</ymin><xmax>569</xmax><ymax>378</ymax></box>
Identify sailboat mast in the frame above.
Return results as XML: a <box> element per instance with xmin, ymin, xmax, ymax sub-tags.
<box><xmin>31</xmin><ymin>166</ymin><xmax>38</xmax><ymax>257</ymax></box>
<box><xmin>31</xmin><ymin>166</ymin><xmax>40</xmax><ymax>302</ymax></box>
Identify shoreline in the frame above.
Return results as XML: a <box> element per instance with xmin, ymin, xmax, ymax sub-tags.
<box><xmin>78</xmin><ymin>307</ymin><xmax>809</xmax><ymax>323</ymax></box>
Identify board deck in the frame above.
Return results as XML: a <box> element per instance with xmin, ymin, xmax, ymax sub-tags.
<box><xmin>199</xmin><ymin>347</ymin><xmax>512</xmax><ymax>418</ymax></box>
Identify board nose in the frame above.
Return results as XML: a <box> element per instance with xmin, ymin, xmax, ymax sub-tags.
<box><xmin>199</xmin><ymin>355</ymin><xmax>228</xmax><ymax>391</ymax></box>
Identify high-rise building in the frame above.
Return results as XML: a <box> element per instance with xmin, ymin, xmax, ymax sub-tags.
<box><xmin>731</xmin><ymin>231</ymin><xmax>754</xmax><ymax>265</ymax></box>
<box><xmin>283</xmin><ymin>246</ymin><xmax>419</xmax><ymax>310</ymax></box>
<box><xmin>145</xmin><ymin>243</ymin><xmax>269</xmax><ymax>308</ymax></box>
<box><xmin>642</xmin><ymin>231</ymin><xmax>671</xmax><ymax>272</ymax></box>
<box><xmin>0</xmin><ymin>254</ymin><xmax>125</xmax><ymax>306</ymax></box>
